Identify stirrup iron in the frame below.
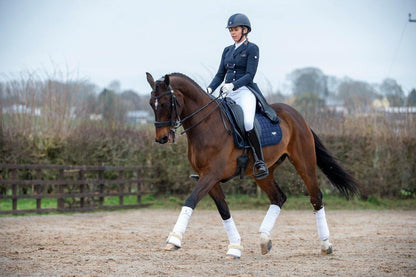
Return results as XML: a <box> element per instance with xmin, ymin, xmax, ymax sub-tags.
<box><xmin>253</xmin><ymin>161</ymin><xmax>268</xmax><ymax>180</ymax></box>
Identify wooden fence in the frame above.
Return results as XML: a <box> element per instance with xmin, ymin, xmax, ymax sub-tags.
<box><xmin>0</xmin><ymin>164</ymin><xmax>149</xmax><ymax>214</ymax></box>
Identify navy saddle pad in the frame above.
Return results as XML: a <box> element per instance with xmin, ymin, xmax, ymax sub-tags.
<box><xmin>222</xmin><ymin>99</ymin><xmax>282</xmax><ymax>149</ymax></box>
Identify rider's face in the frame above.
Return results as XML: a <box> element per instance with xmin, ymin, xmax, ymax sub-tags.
<box><xmin>228</xmin><ymin>26</ymin><xmax>246</xmax><ymax>43</ymax></box>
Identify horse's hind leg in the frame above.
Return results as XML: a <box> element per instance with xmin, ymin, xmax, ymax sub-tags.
<box><xmin>209</xmin><ymin>183</ymin><xmax>243</xmax><ymax>259</ymax></box>
<box><xmin>255</xmin><ymin>170</ymin><xmax>287</xmax><ymax>255</ymax></box>
<box><xmin>288</xmin><ymin>146</ymin><xmax>333</xmax><ymax>254</ymax></box>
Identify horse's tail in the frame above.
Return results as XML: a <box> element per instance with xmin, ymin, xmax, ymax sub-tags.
<box><xmin>312</xmin><ymin>129</ymin><xmax>359</xmax><ymax>199</ymax></box>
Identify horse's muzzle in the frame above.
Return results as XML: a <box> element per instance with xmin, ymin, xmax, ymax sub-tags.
<box><xmin>155</xmin><ymin>130</ymin><xmax>175</xmax><ymax>144</ymax></box>
<box><xmin>155</xmin><ymin>136</ymin><xmax>169</xmax><ymax>144</ymax></box>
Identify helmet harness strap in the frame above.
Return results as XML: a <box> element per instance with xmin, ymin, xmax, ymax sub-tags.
<box><xmin>237</xmin><ymin>26</ymin><xmax>248</xmax><ymax>43</ymax></box>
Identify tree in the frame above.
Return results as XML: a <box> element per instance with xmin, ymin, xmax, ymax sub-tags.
<box><xmin>337</xmin><ymin>79</ymin><xmax>378</xmax><ymax>112</ymax></box>
<box><xmin>407</xmin><ymin>89</ymin><xmax>416</xmax><ymax>106</ymax></box>
<box><xmin>120</xmin><ymin>90</ymin><xmax>141</xmax><ymax>111</ymax></box>
<box><xmin>72</xmin><ymin>82</ymin><xmax>98</xmax><ymax>117</ymax></box>
<box><xmin>287</xmin><ymin>67</ymin><xmax>328</xmax><ymax>115</ymax></box>
<box><xmin>98</xmin><ymin>89</ymin><xmax>125</xmax><ymax>123</ymax></box>
<box><xmin>0</xmin><ymin>82</ymin><xmax>4</xmax><ymax>101</ymax></box>
<box><xmin>266</xmin><ymin>90</ymin><xmax>285</xmax><ymax>104</ymax></box>
<box><xmin>288</xmin><ymin>67</ymin><xmax>328</xmax><ymax>98</ymax></box>
<box><xmin>380</xmin><ymin>78</ymin><xmax>404</xmax><ymax>106</ymax></box>
<box><xmin>107</xmin><ymin>80</ymin><xmax>121</xmax><ymax>94</ymax></box>
<box><xmin>326</xmin><ymin>75</ymin><xmax>340</xmax><ymax>96</ymax></box>
<box><xmin>293</xmin><ymin>93</ymin><xmax>325</xmax><ymax>116</ymax></box>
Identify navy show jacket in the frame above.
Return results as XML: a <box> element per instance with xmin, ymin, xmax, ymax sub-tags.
<box><xmin>208</xmin><ymin>40</ymin><xmax>279</xmax><ymax>123</ymax></box>
<box><xmin>209</xmin><ymin>40</ymin><xmax>260</xmax><ymax>92</ymax></box>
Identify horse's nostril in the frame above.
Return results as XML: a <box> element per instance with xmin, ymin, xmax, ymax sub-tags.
<box><xmin>156</xmin><ymin>136</ymin><xmax>169</xmax><ymax>144</ymax></box>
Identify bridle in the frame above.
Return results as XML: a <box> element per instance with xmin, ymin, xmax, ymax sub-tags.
<box><xmin>151</xmin><ymin>85</ymin><xmax>181</xmax><ymax>130</ymax></box>
<box><xmin>151</xmin><ymin>85</ymin><xmax>228</xmax><ymax>140</ymax></box>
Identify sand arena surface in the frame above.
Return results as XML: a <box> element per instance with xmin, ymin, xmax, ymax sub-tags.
<box><xmin>0</xmin><ymin>209</ymin><xmax>415</xmax><ymax>276</ymax></box>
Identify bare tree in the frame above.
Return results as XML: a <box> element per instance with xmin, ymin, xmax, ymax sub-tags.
<box><xmin>338</xmin><ymin>79</ymin><xmax>378</xmax><ymax>112</ymax></box>
<box><xmin>380</xmin><ymin>78</ymin><xmax>405</xmax><ymax>107</ymax></box>
<box><xmin>287</xmin><ymin>67</ymin><xmax>328</xmax><ymax>98</ymax></box>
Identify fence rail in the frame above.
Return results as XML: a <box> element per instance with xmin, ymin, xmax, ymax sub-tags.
<box><xmin>0</xmin><ymin>164</ymin><xmax>150</xmax><ymax>214</ymax></box>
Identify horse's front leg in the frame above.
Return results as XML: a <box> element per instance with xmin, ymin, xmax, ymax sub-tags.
<box><xmin>209</xmin><ymin>183</ymin><xmax>243</xmax><ymax>259</ymax></box>
<box><xmin>165</xmin><ymin>174</ymin><xmax>217</xmax><ymax>251</ymax></box>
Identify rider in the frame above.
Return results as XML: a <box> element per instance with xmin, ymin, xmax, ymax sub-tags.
<box><xmin>207</xmin><ymin>13</ymin><xmax>278</xmax><ymax>180</ymax></box>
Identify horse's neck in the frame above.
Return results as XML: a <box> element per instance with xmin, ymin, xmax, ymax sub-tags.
<box><xmin>171</xmin><ymin>77</ymin><xmax>212</xmax><ymax>116</ymax></box>
<box><xmin>172</xmin><ymin>77</ymin><xmax>224</xmax><ymax>138</ymax></box>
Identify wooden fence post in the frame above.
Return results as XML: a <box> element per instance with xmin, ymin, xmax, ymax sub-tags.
<box><xmin>79</xmin><ymin>170</ymin><xmax>84</xmax><ymax>208</ymax></box>
<box><xmin>119</xmin><ymin>170</ymin><xmax>124</xmax><ymax>206</ymax></box>
<box><xmin>57</xmin><ymin>169</ymin><xmax>65</xmax><ymax>210</ymax></box>
<box><xmin>11</xmin><ymin>168</ymin><xmax>17</xmax><ymax>213</ymax></box>
<box><xmin>98</xmin><ymin>170</ymin><xmax>104</xmax><ymax>207</ymax></box>
<box><xmin>36</xmin><ymin>168</ymin><xmax>42</xmax><ymax>213</ymax></box>
<box><xmin>137</xmin><ymin>168</ymin><xmax>142</xmax><ymax>204</ymax></box>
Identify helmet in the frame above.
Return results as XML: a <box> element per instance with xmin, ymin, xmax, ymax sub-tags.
<box><xmin>226</xmin><ymin>13</ymin><xmax>251</xmax><ymax>32</ymax></box>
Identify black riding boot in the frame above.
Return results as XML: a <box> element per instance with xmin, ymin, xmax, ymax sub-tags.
<box><xmin>246</xmin><ymin>129</ymin><xmax>269</xmax><ymax>180</ymax></box>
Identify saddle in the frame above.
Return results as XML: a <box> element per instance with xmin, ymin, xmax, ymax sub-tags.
<box><xmin>221</xmin><ymin>98</ymin><xmax>282</xmax><ymax>149</ymax></box>
<box><xmin>190</xmin><ymin>98</ymin><xmax>282</xmax><ymax>182</ymax></box>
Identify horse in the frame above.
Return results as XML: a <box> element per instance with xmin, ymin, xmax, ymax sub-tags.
<box><xmin>146</xmin><ymin>72</ymin><xmax>359</xmax><ymax>259</ymax></box>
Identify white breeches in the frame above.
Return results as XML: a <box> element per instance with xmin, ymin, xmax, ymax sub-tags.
<box><xmin>227</xmin><ymin>86</ymin><xmax>256</xmax><ymax>131</ymax></box>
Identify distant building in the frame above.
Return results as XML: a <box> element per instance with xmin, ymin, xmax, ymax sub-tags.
<box><xmin>325</xmin><ymin>96</ymin><xmax>348</xmax><ymax>115</ymax></box>
<box><xmin>2</xmin><ymin>104</ymin><xmax>41</xmax><ymax>116</ymax></box>
<box><xmin>89</xmin><ymin>113</ymin><xmax>103</xmax><ymax>121</ymax></box>
<box><xmin>381</xmin><ymin>106</ymin><xmax>416</xmax><ymax>114</ymax></box>
<box><xmin>377</xmin><ymin>106</ymin><xmax>416</xmax><ymax>123</ymax></box>
<box><xmin>125</xmin><ymin>110</ymin><xmax>150</xmax><ymax>124</ymax></box>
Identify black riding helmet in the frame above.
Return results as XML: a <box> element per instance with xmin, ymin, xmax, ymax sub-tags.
<box><xmin>226</xmin><ymin>13</ymin><xmax>251</xmax><ymax>33</ymax></box>
<box><xmin>226</xmin><ymin>13</ymin><xmax>251</xmax><ymax>43</ymax></box>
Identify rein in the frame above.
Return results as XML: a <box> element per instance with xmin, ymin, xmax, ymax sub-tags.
<box><xmin>179</xmin><ymin>94</ymin><xmax>223</xmax><ymax>135</ymax></box>
<box><xmin>151</xmin><ymin>86</ymin><xmax>229</xmax><ymax>137</ymax></box>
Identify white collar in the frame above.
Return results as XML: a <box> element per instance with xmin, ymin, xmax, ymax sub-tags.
<box><xmin>234</xmin><ymin>39</ymin><xmax>247</xmax><ymax>49</ymax></box>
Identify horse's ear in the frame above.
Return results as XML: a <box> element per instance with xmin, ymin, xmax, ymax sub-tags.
<box><xmin>164</xmin><ymin>74</ymin><xmax>170</xmax><ymax>87</ymax></box>
<box><xmin>146</xmin><ymin>72</ymin><xmax>155</xmax><ymax>89</ymax></box>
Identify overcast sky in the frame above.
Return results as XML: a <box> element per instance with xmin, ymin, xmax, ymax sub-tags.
<box><xmin>1</xmin><ymin>0</ymin><xmax>415</xmax><ymax>95</ymax></box>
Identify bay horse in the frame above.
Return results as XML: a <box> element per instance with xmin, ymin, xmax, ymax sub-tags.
<box><xmin>146</xmin><ymin>72</ymin><xmax>359</xmax><ymax>259</ymax></box>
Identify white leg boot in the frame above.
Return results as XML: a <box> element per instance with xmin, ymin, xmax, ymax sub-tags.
<box><xmin>166</xmin><ymin>206</ymin><xmax>193</xmax><ymax>250</ymax></box>
<box><xmin>223</xmin><ymin>217</ymin><xmax>243</xmax><ymax>259</ymax></box>
<box><xmin>259</xmin><ymin>204</ymin><xmax>281</xmax><ymax>255</ymax></box>
<box><xmin>315</xmin><ymin>207</ymin><xmax>333</xmax><ymax>254</ymax></box>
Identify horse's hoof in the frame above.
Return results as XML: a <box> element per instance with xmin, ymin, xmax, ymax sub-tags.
<box><xmin>260</xmin><ymin>239</ymin><xmax>272</xmax><ymax>255</ymax></box>
<box><xmin>165</xmin><ymin>243</ymin><xmax>180</xmax><ymax>251</ymax></box>
<box><xmin>322</xmin><ymin>245</ymin><xmax>333</xmax><ymax>254</ymax></box>
<box><xmin>260</xmin><ymin>232</ymin><xmax>272</xmax><ymax>255</ymax></box>
<box><xmin>225</xmin><ymin>254</ymin><xmax>240</xmax><ymax>260</ymax></box>
<box><xmin>321</xmin><ymin>240</ymin><xmax>333</xmax><ymax>254</ymax></box>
